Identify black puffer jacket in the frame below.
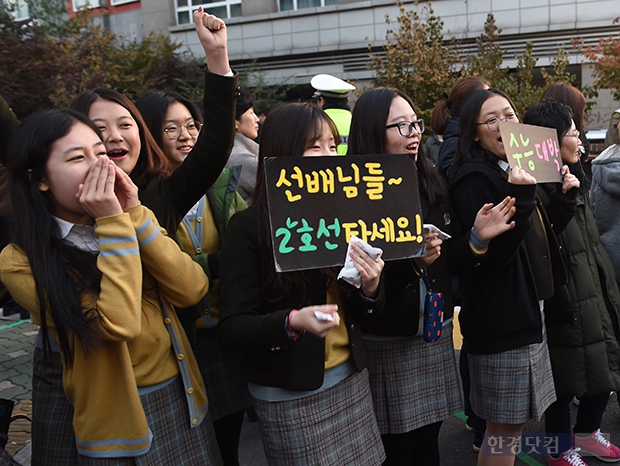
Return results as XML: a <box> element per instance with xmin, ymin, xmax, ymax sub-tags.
<box><xmin>544</xmin><ymin>165</ymin><xmax>620</xmax><ymax>398</ymax></box>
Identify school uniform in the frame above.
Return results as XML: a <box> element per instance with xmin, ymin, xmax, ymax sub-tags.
<box><xmin>449</xmin><ymin>155</ymin><xmax>567</xmax><ymax>423</ymax></box>
<box><xmin>362</xmin><ymin>190</ymin><xmax>471</xmax><ymax>435</ymax></box>
<box><xmin>175</xmin><ymin>166</ymin><xmax>250</xmax><ymax>464</ymax></box>
<box><xmin>0</xmin><ymin>205</ymin><xmax>221</xmax><ymax>464</ymax></box>
<box><xmin>218</xmin><ymin>205</ymin><xmax>386</xmax><ymax>465</ymax></box>
<box><xmin>24</xmin><ymin>70</ymin><xmax>238</xmax><ymax>464</ymax></box>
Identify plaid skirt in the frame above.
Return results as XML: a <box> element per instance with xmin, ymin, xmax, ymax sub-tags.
<box><xmin>364</xmin><ymin>321</ymin><xmax>463</xmax><ymax>434</ymax></box>
<box><xmin>195</xmin><ymin>328</ymin><xmax>250</xmax><ymax>421</ymax></box>
<box><xmin>251</xmin><ymin>368</ymin><xmax>385</xmax><ymax>466</ymax></box>
<box><xmin>468</xmin><ymin>328</ymin><xmax>556</xmax><ymax>424</ymax></box>
<box><xmin>32</xmin><ymin>348</ymin><xmax>222</xmax><ymax>465</ymax></box>
<box><xmin>32</xmin><ymin>347</ymin><xmax>77</xmax><ymax>465</ymax></box>
<box><xmin>78</xmin><ymin>376</ymin><xmax>222</xmax><ymax>466</ymax></box>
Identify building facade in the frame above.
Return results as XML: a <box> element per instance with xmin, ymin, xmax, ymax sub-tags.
<box><xmin>9</xmin><ymin>0</ymin><xmax>617</xmax><ymax>130</ymax></box>
<box><xmin>140</xmin><ymin>0</ymin><xmax>619</xmax><ymax>131</ymax></box>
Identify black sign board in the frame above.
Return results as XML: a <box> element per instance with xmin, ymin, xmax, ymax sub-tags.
<box><xmin>265</xmin><ymin>154</ymin><xmax>425</xmax><ymax>272</ymax></box>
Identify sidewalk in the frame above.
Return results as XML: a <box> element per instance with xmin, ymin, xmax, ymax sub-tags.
<box><xmin>0</xmin><ymin>313</ymin><xmax>36</xmax><ymax>464</ymax></box>
<box><xmin>0</xmin><ymin>312</ymin><xmax>268</xmax><ymax>466</ymax></box>
<box><xmin>3</xmin><ymin>310</ymin><xmax>620</xmax><ymax>466</ymax></box>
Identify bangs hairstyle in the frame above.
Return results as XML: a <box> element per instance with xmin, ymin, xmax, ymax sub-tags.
<box><xmin>135</xmin><ymin>90</ymin><xmax>203</xmax><ymax>153</ymax></box>
<box><xmin>71</xmin><ymin>88</ymin><xmax>171</xmax><ymax>188</ymax></box>
<box><xmin>7</xmin><ymin>108</ymin><xmax>103</xmax><ymax>365</ymax></box>
<box><xmin>348</xmin><ymin>87</ymin><xmax>447</xmax><ymax>205</ymax></box>
<box><xmin>253</xmin><ymin>103</ymin><xmax>342</xmax><ymax>300</ymax></box>
<box><xmin>254</xmin><ymin>102</ymin><xmax>340</xmax><ymax>208</ymax></box>
<box><xmin>452</xmin><ymin>88</ymin><xmax>520</xmax><ymax>170</ymax></box>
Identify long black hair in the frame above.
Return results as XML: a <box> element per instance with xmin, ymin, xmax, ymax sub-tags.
<box><xmin>6</xmin><ymin>109</ymin><xmax>102</xmax><ymax>364</ymax></box>
<box><xmin>348</xmin><ymin>87</ymin><xmax>447</xmax><ymax>205</ymax></box>
<box><xmin>254</xmin><ymin>103</ymin><xmax>342</xmax><ymax>300</ymax></box>
<box><xmin>452</xmin><ymin>88</ymin><xmax>520</xmax><ymax>171</ymax></box>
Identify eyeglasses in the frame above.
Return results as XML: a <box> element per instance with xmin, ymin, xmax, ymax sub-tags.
<box><xmin>164</xmin><ymin>121</ymin><xmax>202</xmax><ymax>140</ymax></box>
<box><xmin>565</xmin><ymin>129</ymin><xmax>580</xmax><ymax>139</ymax></box>
<box><xmin>476</xmin><ymin>114</ymin><xmax>519</xmax><ymax>132</ymax></box>
<box><xmin>385</xmin><ymin>119</ymin><xmax>425</xmax><ymax>137</ymax></box>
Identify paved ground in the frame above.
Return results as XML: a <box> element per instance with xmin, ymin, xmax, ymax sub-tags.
<box><xmin>3</xmin><ymin>309</ymin><xmax>620</xmax><ymax>465</ymax></box>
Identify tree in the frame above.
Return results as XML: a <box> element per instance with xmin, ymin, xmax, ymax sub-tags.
<box><xmin>463</xmin><ymin>13</ymin><xmax>507</xmax><ymax>86</ymax></box>
<box><xmin>367</xmin><ymin>3</ymin><xmax>588</xmax><ymax>122</ymax></box>
<box><xmin>368</xmin><ymin>1</ymin><xmax>460</xmax><ymax>122</ymax></box>
<box><xmin>574</xmin><ymin>18</ymin><xmax>620</xmax><ymax>100</ymax></box>
<box><xmin>0</xmin><ymin>2</ymin><xmax>205</xmax><ymax>119</ymax></box>
<box><xmin>239</xmin><ymin>59</ymin><xmax>292</xmax><ymax>114</ymax></box>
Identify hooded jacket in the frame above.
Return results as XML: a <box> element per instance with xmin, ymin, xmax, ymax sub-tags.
<box><xmin>591</xmin><ymin>144</ymin><xmax>620</xmax><ymax>286</ymax></box>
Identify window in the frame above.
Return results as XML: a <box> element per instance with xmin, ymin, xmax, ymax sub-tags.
<box><xmin>175</xmin><ymin>0</ymin><xmax>242</xmax><ymax>25</ymax></box>
<box><xmin>280</xmin><ymin>0</ymin><xmax>338</xmax><ymax>11</ymax></box>
<box><xmin>73</xmin><ymin>0</ymin><xmax>102</xmax><ymax>11</ymax></box>
<box><xmin>110</xmin><ymin>0</ymin><xmax>139</xmax><ymax>5</ymax></box>
<box><xmin>4</xmin><ymin>0</ymin><xmax>29</xmax><ymax>20</ymax></box>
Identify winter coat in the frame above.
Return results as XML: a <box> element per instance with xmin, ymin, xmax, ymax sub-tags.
<box><xmin>591</xmin><ymin>144</ymin><xmax>620</xmax><ymax>287</ymax></box>
<box><xmin>227</xmin><ymin>133</ymin><xmax>259</xmax><ymax>205</ymax></box>
<box><xmin>545</xmin><ymin>172</ymin><xmax>620</xmax><ymax>397</ymax></box>
<box><xmin>437</xmin><ymin>117</ymin><xmax>459</xmax><ymax>181</ymax></box>
<box><xmin>449</xmin><ymin>156</ymin><xmax>569</xmax><ymax>354</ymax></box>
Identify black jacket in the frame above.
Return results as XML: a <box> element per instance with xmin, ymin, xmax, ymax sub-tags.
<box><xmin>437</xmin><ymin>117</ymin><xmax>460</xmax><ymax>182</ymax></box>
<box><xmin>449</xmin><ymin>156</ymin><xmax>570</xmax><ymax>354</ymax></box>
<box><xmin>218</xmin><ymin>206</ymin><xmax>385</xmax><ymax>391</ymax></box>
<box><xmin>544</xmin><ymin>165</ymin><xmax>620</xmax><ymax>397</ymax></box>
<box><xmin>137</xmin><ymin>71</ymin><xmax>238</xmax><ymax>236</ymax></box>
<box><xmin>361</xmin><ymin>188</ymin><xmax>480</xmax><ymax>336</ymax></box>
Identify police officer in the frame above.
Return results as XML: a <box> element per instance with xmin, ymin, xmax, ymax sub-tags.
<box><xmin>311</xmin><ymin>74</ymin><xmax>355</xmax><ymax>155</ymax></box>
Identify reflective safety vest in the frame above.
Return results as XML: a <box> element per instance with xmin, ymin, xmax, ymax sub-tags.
<box><xmin>324</xmin><ymin>108</ymin><xmax>352</xmax><ymax>156</ymax></box>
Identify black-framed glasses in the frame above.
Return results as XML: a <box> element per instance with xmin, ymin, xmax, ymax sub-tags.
<box><xmin>476</xmin><ymin>114</ymin><xmax>519</xmax><ymax>132</ymax></box>
<box><xmin>385</xmin><ymin>119</ymin><xmax>425</xmax><ymax>137</ymax></box>
<box><xmin>164</xmin><ymin>121</ymin><xmax>202</xmax><ymax>140</ymax></box>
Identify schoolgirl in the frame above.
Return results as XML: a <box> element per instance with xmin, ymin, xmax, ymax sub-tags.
<box><xmin>525</xmin><ymin>99</ymin><xmax>620</xmax><ymax>465</ymax></box>
<box><xmin>0</xmin><ymin>108</ymin><xmax>221</xmax><ymax>464</ymax></box>
<box><xmin>27</xmin><ymin>11</ymin><xmax>236</xmax><ymax>464</ymax></box>
<box><xmin>218</xmin><ymin>103</ymin><xmax>387</xmax><ymax>465</ymax></box>
<box><xmin>347</xmin><ymin>87</ymin><xmax>517</xmax><ymax>465</ymax></box>
<box><xmin>448</xmin><ymin>88</ymin><xmax>578</xmax><ymax>466</ymax></box>
<box><xmin>136</xmin><ymin>89</ymin><xmax>249</xmax><ymax>466</ymax></box>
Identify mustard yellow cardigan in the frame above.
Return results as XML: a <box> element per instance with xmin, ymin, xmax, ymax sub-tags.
<box><xmin>0</xmin><ymin>205</ymin><xmax>209</xmax><ymax>458</ymax></box>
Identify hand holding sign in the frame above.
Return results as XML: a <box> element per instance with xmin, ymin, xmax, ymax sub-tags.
<box><xmin>499</xmin><ymin>121</ymin><xmax>562</xmax><ymax>183</ymax></box>
<box><xmin>414</xmin><ymin>232</ymin><xmax>443</xmax><ymax>269</ymax></box>
<box><xmin>508</xmin><ymin>165</ymin><xmax>537</xmax><ymax>185</ymax></box>
<box><xmin>560</xmin><ymin>165</ymin><xmax>580</xmax><ymax>194</ymax></box>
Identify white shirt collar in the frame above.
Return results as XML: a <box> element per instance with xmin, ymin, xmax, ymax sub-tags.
<box><xmin>497</xmin><ymin>159</ymin><xmax>510</xmax><ymax>173</ymax></box>
<box><xmin>53</xmin><ymin>216</ymin><xmax>99</xmax><ymax>254</ymax></box>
